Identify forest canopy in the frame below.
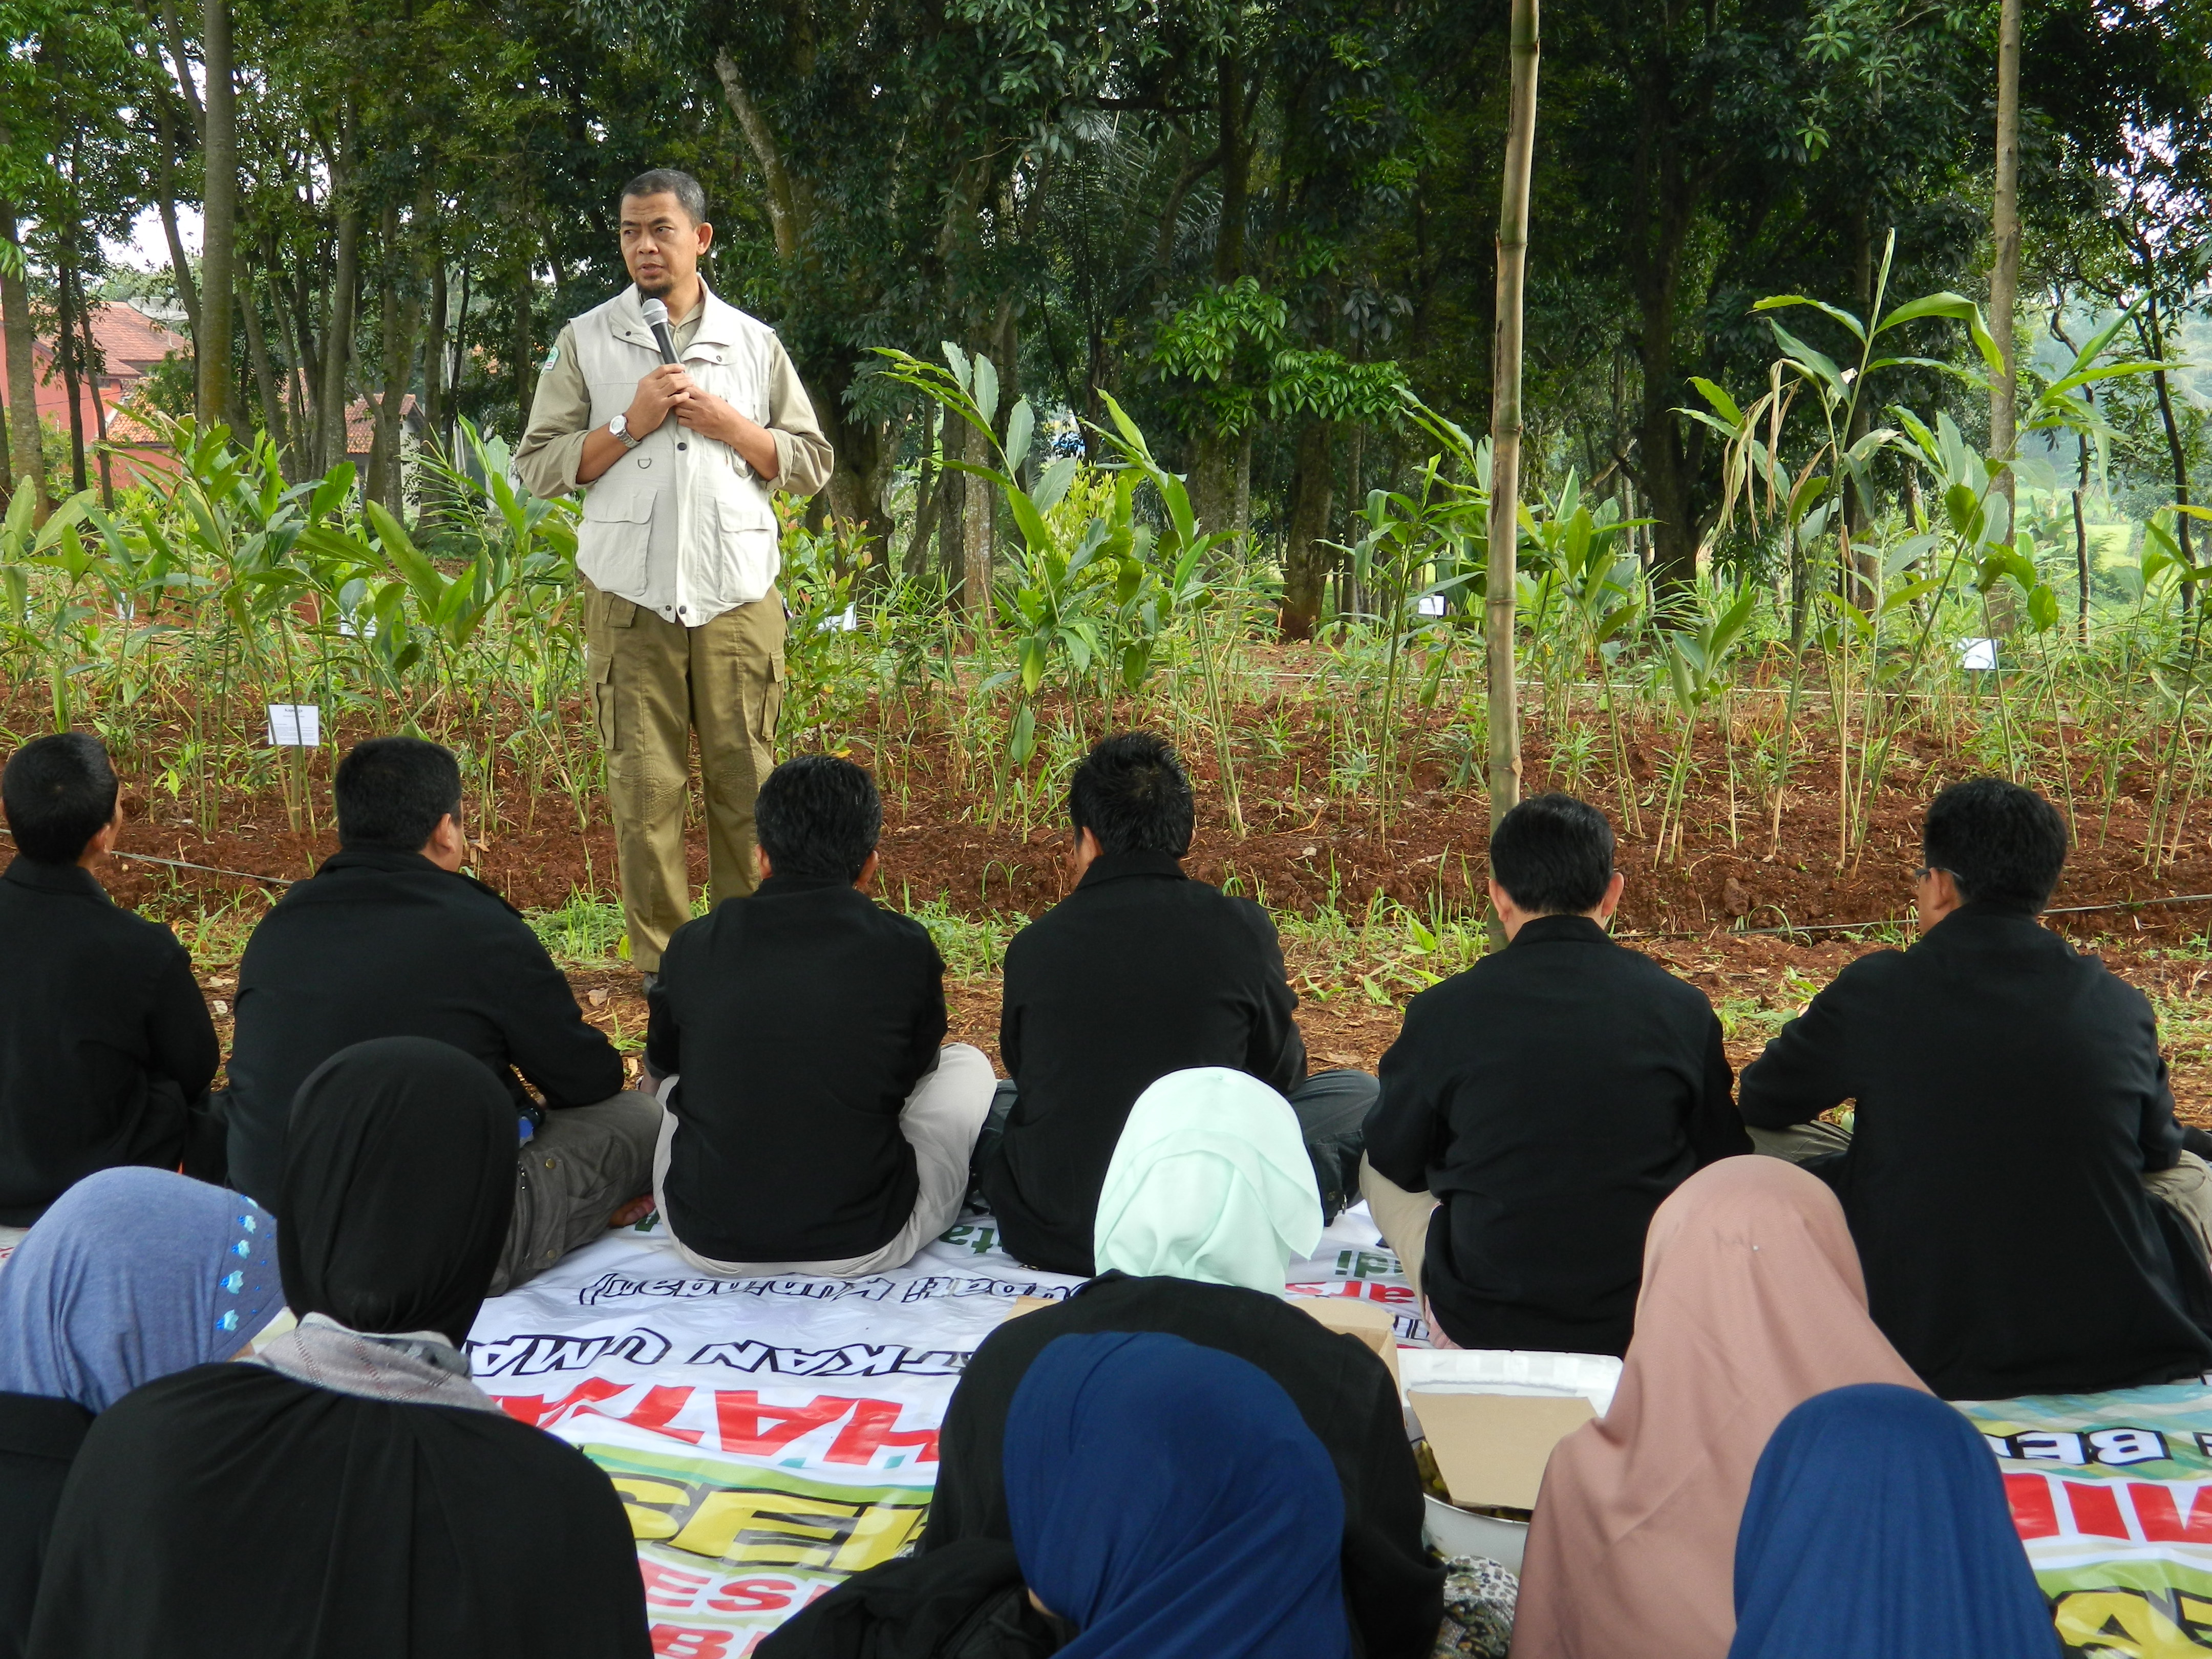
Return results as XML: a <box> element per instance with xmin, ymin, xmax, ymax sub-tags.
<box><xmin>2</xmin><ymin>0</ymin><xmax>2209</xmax><ymax>636</ymax></box>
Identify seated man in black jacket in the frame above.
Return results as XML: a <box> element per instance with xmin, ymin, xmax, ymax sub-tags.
<box><xmin>643</xmin><ymin>754</ymin><xmax>994</xmax><ymax>1275</ymax></box>
<box><xmin>977</xmin><ymin>732</ymin><xmax>1373</xmax><ymax>1276</ymax></box>
<box><xmin>1741</xmin><ymin>777</ymin><xmax>2212</xmax><ymax>1399</ymax></box>
<box><xmin>0</xmin><ymin>734</ymin><xmax>222</xmax><ymax>1222</ymax></box>
<box><xmin>224</xmin><ymin>736</ymin><xmax>655</xmax><ymax>1292</ymax></box>
<box><xmin>1361</xmin><ymin>792</ymin><xmax>1748</xmax><ymax>1356</ymax></box>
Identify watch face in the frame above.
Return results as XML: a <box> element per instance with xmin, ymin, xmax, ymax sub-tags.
<box><xmin>609</xmin><ymin>414</ymin><xmax>628</xmax><ymax>438</ymax></box>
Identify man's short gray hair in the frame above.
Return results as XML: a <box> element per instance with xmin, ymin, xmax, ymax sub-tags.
<box><xmin>621</xmin><ymin>168</ymin><xmax>708</xmax><ymax>227</ymax></box>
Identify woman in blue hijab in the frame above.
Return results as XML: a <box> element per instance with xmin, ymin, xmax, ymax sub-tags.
<box><xmin>1729</xmin><ymin>1383</ymin><xmax>2060</xmax><ymax>1659</ymax></box>
<box><xmin>1005</xmin><ymin>1330</ymin><xmax>1353</xmax><ymax>1659</ymax></box>
<box><xmin>0</xmin><ymin>1168</ymin><xmax>281</xmax><ymax>1659</ymax></box>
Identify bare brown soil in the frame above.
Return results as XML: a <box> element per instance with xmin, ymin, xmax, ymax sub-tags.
<box><xmin>57</xmin><ymin>662</ymin><xmax>2212</xmax><ymax>1118</ymax></box>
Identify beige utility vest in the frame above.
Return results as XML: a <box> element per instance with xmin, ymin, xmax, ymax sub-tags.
<box><xmin>568</xmin><ymin>284</ymin><xmax>782</xmax><ymax>626</ymax></box>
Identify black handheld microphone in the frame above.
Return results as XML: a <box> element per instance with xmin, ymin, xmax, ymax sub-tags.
<box><xmin>639</xmin><ymin>297</ymin><xmax>679</xmax><ymax>365</ymax></box>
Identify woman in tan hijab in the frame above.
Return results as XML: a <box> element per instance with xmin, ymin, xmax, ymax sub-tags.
<box><xmin>1507</xmin><ymin>1156</ymin><xmax>1926</xmax><ymax>1659</ymax></box>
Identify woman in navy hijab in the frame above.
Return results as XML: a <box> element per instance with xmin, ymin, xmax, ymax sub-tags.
<box><xmin>1005</xmin><ymin>1330</ymin><xmax>1353</xmax><ymax>1659</ymax></box>
<box><xmin>1729</xmin><ymin>1383</ymin><xmax>2060</xmax><ymax>1658</ymax></box>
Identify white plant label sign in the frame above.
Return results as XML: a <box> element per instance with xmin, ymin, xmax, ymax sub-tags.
<box><xmin>267</xmin><ymin>704</ymin><xmax>322</xmax><ymax>747</ymax></box>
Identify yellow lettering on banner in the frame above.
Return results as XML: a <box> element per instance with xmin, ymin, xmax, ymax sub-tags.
<box><xmin>674</xmin><ymin>1492</ymin><xmax>859</xmax><ymax>1566</ymax></box>
<box><xmin>831</xmin><ymin>1496</ymin><xmax>930</xmax><ymax>1571</ymax></box>
<box><xmin>609</xmin><ymin>1477</ymin><xmax>695</xmax><ymax>1542</ymax></box>
<box><xmin>2053</xmin><ymin>1588</ymin><xmax>2212</xmax><ymax>1655</ymax></box>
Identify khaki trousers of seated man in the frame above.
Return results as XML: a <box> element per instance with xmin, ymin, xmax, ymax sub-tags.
<box><xmin>488</xmin><ymin>1091</ymin><xmax>663</xmax><ymax>1296</ymax></box>
<box><xmin>1743</xmin><ymin>1122</ymin><xmax>2212</xmax><ymax>1265</ymax></box>
<box><xmin>652</xmin><ymin>1043</ymin><xmax>998</xmax><ymax>1279</ymax></box>
<box><xmin>1360</xmin><ymin>1155</ymin><xmax>1445</xmax><ymax>1312</ymax></box>
<box><xmin>585</xmin><ymin>580</ymin><xmax>785</xmax><ymax>974</ymax></box>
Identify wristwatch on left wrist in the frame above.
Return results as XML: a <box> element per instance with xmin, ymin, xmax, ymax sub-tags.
<box><xmin>609</xmin><ymin>413</ymin><xmax>642</xmax><ymax>451</ymax></box>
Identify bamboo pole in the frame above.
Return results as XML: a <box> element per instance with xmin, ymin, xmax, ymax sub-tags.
<box><xmin>1485</xmin><ymin>0</ymin><xmax>1540</xmax><ymax>859</ymax></box>
<box><xmin>1987</xmin><ymin>0</ymin><xmax>2021</xmax><ymax>629</ymax></box>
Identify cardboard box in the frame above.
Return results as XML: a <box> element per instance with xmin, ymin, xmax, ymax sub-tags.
<box><xmin>1290</xmin><ymin>1295</ymin><xmax>1400</xmax><ymax>1384</ymax></box>
<box><xmin>1409</xmin><ymin>1389</ymin><xmax>1594</xmax><ymax>1512</ymax></box>
<box><xmin>1001</xmin><ymin>1295</ymin><xmax>1060</xmax><ymax>1322</ymax></box>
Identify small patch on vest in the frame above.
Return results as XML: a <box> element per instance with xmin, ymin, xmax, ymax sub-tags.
<box><xmin>539</xmin><ymin>343</ymin><xmax>559</xmax><ymax>371</ymax></box>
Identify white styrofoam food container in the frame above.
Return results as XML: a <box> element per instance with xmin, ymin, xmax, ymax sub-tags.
<box><xmin>1404</xmin><ymin>1349</ymin><xmax>1624</xmax><ymax>1574</ymax></box>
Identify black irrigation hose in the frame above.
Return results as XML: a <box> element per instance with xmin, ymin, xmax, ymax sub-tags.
<box><xmin>110</xmin><ymin>850</ymin><xmax>295</xmax><ymax>888</ymax></box>
<box><xmin>0</xmin><ymin>828</ymin><xmax>295</xmax><ymax>889</ymax></box>
<box><xmin>1621</xmin><ymin>892</ymin><xmax>2212</xmax><ymax>944</ymax></box>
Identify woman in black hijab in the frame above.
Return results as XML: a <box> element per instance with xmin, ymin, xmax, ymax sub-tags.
<box><xmin>25</xmin><ymin>1036</ymin><xmax>650</xmax><ymax>1659</ymax></box>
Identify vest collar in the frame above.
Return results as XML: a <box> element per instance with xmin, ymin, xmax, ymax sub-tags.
<box><xmin>608</xmin><ymin>282</ymin><xmax>748</xmax><ymax>363</ymax></box>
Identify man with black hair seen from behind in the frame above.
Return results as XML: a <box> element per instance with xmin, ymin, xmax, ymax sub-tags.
<box><xmin>515</xmin><ymin>169</ymin><xmax>834</xmax><ymax>982</ymax></box>
<box><xmin>1741</xmin><ymin>776</ymin><xmax>2212</xmax><ymax>1399</ymax></box>
<box><xmin>643</xmin><ymin>755</ymin><xmax>995</xmax><ymax>1275</ymax></box>
<box><xmin>0</xmin><ymin>734</ymin><xmax>222</xmax><ymax>1223</ymax></box>
<box><xmin>1361</xmin><ymin>793</ymin><xmax>1749</xmax><ymax>1357</ymax></box>
<box><xmin>978</xmin><ymin>732</ymin><xmax>1375</xmax><ymax>1276</ymax></box>
<box><xmin>222</xmin><ymin>737</ymin><xmax>660</xmax><ymax>1293</ymax></box>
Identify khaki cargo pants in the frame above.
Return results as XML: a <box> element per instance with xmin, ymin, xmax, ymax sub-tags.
<box><xmin>585</xmin><ymin>580</ymin><xmax>785</xmax><ymax>971</ymax></box>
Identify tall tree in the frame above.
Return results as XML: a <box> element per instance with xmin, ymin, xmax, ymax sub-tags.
<box><xmin>197</xmin><ymin>0</ymin><xmax>236</xmax><ymax>428</ymax></box>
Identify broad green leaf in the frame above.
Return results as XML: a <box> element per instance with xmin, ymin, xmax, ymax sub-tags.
<box><xmin>2026</xmin><ymin>583</ymin><xmax>2059</xmax><ymax>633</ymax></box>
<box><xmin>1004</xmin><ymin>485</ymin><xmax>1053</xmax><ymax>557</ymax></box>
<box><xmin>1753</xmin><ymin>294</ymin><xmax>1867</xmax><ymax>343</ymax></box>
<box><xmin>1003</xmin><ymin>398</ymin><xmax>1034</xmax><ymax>470</ymax></box>
<box><xmin>971</xmin><ymin>355</ymin><xmax>999</xmax><ymax>431</ymax></box>
<box><xmin>1766</xmin><ymin>321</ymin><xmax>1846</xmax><ymax>395</ymax></box>
<box><xmin>1031</xmin><ymin>456</ymin><xmax>1078</xmax><ymax>516</ymax></box>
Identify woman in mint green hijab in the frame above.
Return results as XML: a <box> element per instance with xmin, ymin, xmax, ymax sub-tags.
<box><xmin>1092</xmin><ymin>1068</ymin><xmax>1326</xmax><ymax>1295</ymax></box>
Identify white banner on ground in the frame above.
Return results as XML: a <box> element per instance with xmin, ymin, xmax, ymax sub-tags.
<box><xmin>465</xmin><ymin>1208</ymin><xmax>1412</xmax><ymax>1653</ymax></box>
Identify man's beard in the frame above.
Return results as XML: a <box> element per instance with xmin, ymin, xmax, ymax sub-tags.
<box><xmin>636</xmin><ymin>274</ymin><xmax>673</xmax><ymax>300</ymax></box>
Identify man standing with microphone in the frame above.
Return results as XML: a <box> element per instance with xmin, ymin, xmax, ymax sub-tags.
<box><xmin>517</xmin><ymin>169</ymin><xmax>834</xmax><ymax>977</ymax></box>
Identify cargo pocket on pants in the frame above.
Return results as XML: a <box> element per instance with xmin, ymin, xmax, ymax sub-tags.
<box><xmin>754</xmin><ymin>653</ymin><xmax>785</xmax><ymax>747</ymax></box>
<box><xmin>590</xmin><ymin>658</ymin><xmax>617</xmax><ymax>749</ymax></box>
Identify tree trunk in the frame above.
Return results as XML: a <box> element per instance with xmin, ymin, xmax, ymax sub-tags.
<box><xmin>153</xmin><ymin>90</ymin><xmax>202</xmax><ymax>349</ymax></box>
<box><xmin>1233</xmin><ymin>431</ymin><xmax>1252</xmax><ymax>542</ymax></box>
<box><xmin>511</xmin><ymin>259</ymin><xmax>535</xmax><ymax>439</ymax></box>
<box><xmin>1278</xmin><ymin>418</ymin><xmax>1335</xmax><ymax>639</ymax></box>
<box><xmin>1488</xmin><ymin>0</ymin><xmax>1539</xmax><ymax>839</ymax></box>
<box><xmin>423</xmin><ymin>256</ymin><xmax>447</xmax><ymax>443</ymax></box>
<box><xmin>366</xmin><ymin>201</ymin><xmax>420</xmax><ymax>515</ymax></box>
<box><xmin>57</xmin><ymin>263</ymin><xmax>88</xmax><ymax>495</ymax></box>
<box><xmin>241</xmin><ymin>278</ymin><xmax>289</xmax><ymax>469</ymax></box>
<box><xmin>81</xmin><ymin>295</ymin><xmax>112</xmax><ymax>508</ymax></box>
<box><xmin>316</xmin><ymin>131</ymin><xmax>360</xmax><ymax>476</ymax></box>
<box><xmin>960</xmin><ymin>414</ymin><xmax>992</xmax><ymax>640</ymax></box>
<box><xmin>1188</xmin><ymin>433</ymin><xmax>1233</xmax><ymax>541</ymax></box>
<box><xmin>2144</xmin><ymin>294</ymin><xmax>2195</xmax><ymax>572</ymax></box>
<box><xmin>1</xmin><ymin>202</ymin><xmax>45</xmax><ymax>518</ymax></box>
<box><xmin>905</xmin><ymin>408</ymin><xmax>941</xmax><ymax>580</ymax></box>
<box><xmin>197</xmin><ymin>0</ymin><xmax>237</xmax><ymax>430</ymax></box>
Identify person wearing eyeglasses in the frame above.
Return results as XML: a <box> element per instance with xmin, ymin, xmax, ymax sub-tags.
<box><xmin>1739</xmin><ymin>776</ymin><xmax>2212</xmax><ymax>1400</ymax></box>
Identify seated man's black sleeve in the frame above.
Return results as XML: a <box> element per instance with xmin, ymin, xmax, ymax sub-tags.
<box><xmin>1738</xmin><ymin>960</ymin><xmax>1873</xmax><ymax>1129</ymax></box>
<box><xmin>1687</xmin><ymin>1011</ymin><xmax>1752</xmax><ymax>1165</ymax></box>
<box><xmin>2139</xmin><ymin>1053</ymin><xmax>2186</xmax><ymax>1175</ymax></box>
<box><xmin>1364</xmin><ymin>1004</ymin><xmax>1444</xmax><ymax>1194</ymax></box>
<box><xmin>899</xmin><ymin>943</ymin><xmax>951</xmax><ymax>1096</ymax></box>
<box><xmin>643</xmin><ymin>980</ymin><xmax>679</xmax><ymax>1082</ymax></box>
<box><xmin>144</xmin><ymin>942</ymin><xmax>220</xmax><ymax>1102</ymax></box>
<box><xmin>1239</xmin><ymin>904</ymin><xmax>1308</xmax><ymax>1095</ymax></box>
<box><xmin>493</xmin><ymin>921</ymin><xmax>626</xmax><ymax>1108</ymax></box>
